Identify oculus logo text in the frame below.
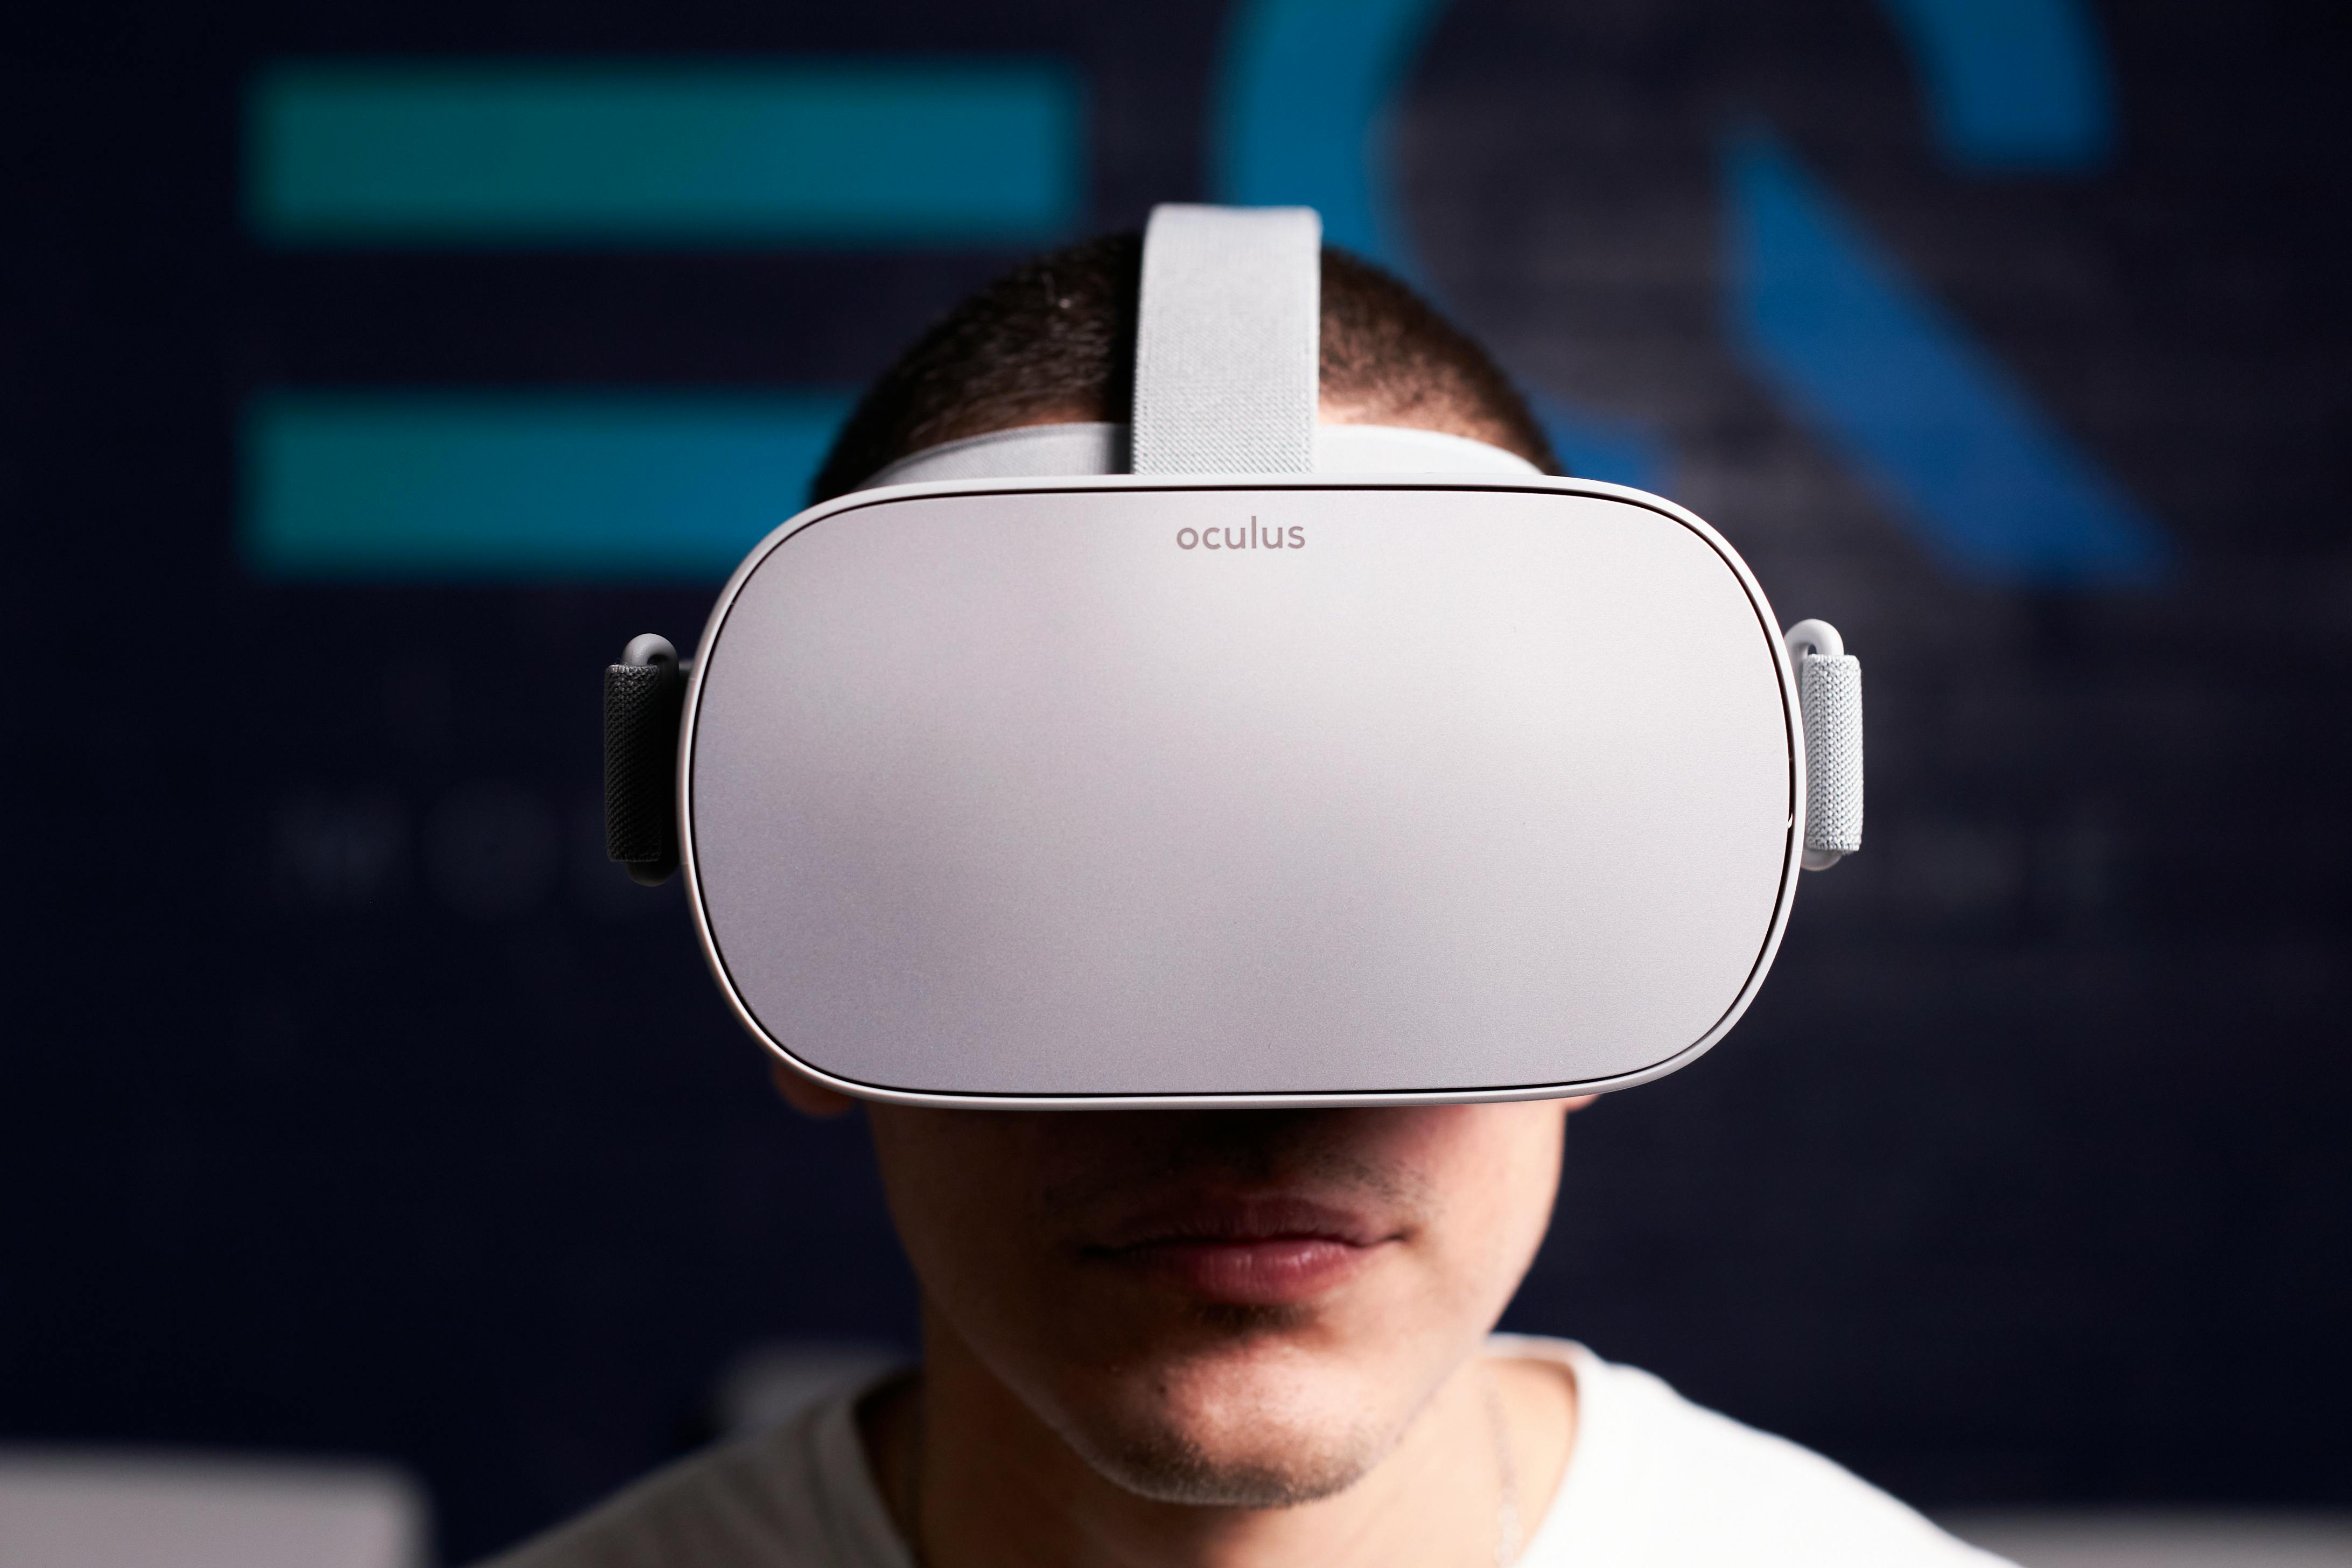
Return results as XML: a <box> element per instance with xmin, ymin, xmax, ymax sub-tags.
<box><xmin>1177</xmin><ymin>517</ymin><xmax>1304</xmax><ymax>551</ymax></box>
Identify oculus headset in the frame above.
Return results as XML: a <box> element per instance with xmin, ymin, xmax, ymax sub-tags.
<box><xmin>603</xmin><ymin>206</ymin><xmax>1863</xmax><ymax>1108</ymax></box>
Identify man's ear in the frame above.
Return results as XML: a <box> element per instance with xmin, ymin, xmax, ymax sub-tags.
<box><xmin>771</xmin><ymin>1058</ymin><xmax>859</xmax><ymax>1118</ymax></box>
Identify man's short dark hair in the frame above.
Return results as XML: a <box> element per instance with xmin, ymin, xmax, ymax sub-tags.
<box><xmin>810</xmin><ymin>233</ymin><xmax>1559</xmax><ymax>503</ymax></box>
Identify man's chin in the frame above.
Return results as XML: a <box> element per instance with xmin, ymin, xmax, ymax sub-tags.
<box><xmin>1068</xmin><ymin>1420</ymin><xmax>1381</xmax><ymax>1509</ymax></box>
<box><xmin>1045</xmin><ymin>1361</ymin><xmax>1396</xmax><ymax>1509</ymax></box>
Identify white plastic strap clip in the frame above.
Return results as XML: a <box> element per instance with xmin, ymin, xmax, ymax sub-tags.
<box><xmin>1131</xmin><ymin>204</ymin><xmax>1322</xmax><ymax>475</ymax></box>
<box><xmin>1784</xmin><ymin>619</ymin><xmax>1863</xmax><ymax>871</ymax></box>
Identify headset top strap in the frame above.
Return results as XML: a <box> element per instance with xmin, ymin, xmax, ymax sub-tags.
<box><xmin>1131</xmin><ymin>205</ymin><xmax>1322</xmax><ymax>475</ymax></box>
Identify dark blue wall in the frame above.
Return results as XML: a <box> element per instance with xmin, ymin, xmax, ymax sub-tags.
<box><xmin>4</xmin><ymin>1</ymin><xmax>2348</xmax><ymax>1560</ymax></box>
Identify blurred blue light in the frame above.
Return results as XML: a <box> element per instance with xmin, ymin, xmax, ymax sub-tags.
<box><xmin>1874</xmin><ymin>0</ymin><xmax>2116</xmax><ymax>172</ymax></box>
<box><xmin>244</xmin><ymin>392</ymin><xmax>853</xmax><ymax>580</ymax></box>
<box><xmin>1213</xmin><ymin>0</ymin><xmax>1444</xmax><ymax>266</ymax></box>
<box><xmin>1214</xmin><ymin>0</ymin><xmax>1668</xmax><ymax>491</ymax></box>
<box><xmin>1725</xmin><ymin>130</ymin><xmax>2164</xmax><ymax>585</ymax></box>
<box><xmin>1531</xmin><ymin>397</ymin><xmax>1667</xmax><ymax>495</ymax></box>
<box><xmin>247</xmin><ymin>61</ymin><xmax>1084</xmax><ymax>246</ymax></box>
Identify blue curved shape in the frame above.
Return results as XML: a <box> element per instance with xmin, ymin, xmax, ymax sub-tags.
<box><xmin>1875</xmin><ymin>0</ymin><xmax>2115</xmax><ymax>172</ymax></box>
<box><xmin>1526</xmin><ymin>396</ymin><xmax>1666</xmax><ymax>496</ymax></box>
<box><xmin>1726</xmin><ymin>130</ymin><xmax>2162</xmax><ymax>584</ymax></box>
<box><xmin>1212</xmin><ymin>0</ymin><xmax>1446</xmax><ymax>268</ymax></box>
<box><xmin>1212</xmin><ymin>0</ymin><xmax>1665</xmax><ymax>489</ymax></box>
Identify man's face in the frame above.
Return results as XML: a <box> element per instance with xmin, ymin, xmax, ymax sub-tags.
<box><xmin>863</xmin><ymin>1100</ymin><xmax>1571</xmax><ymax>1506</ymax></box>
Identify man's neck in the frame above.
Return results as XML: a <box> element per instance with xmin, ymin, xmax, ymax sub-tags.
<box><xmin>859</xmin><ymin>1313</ymin><xmax>1576</xmax><ymax>1568</ymax></box>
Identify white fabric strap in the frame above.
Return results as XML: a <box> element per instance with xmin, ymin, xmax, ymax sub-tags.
<box><xmin>1783</xmin><ymin>620</ymin><xmax>1864</xmax><ymax>866</ymax></box>
<box><xmin>1798</xmin><ymin>655</ymin><xmax>1864</xmax><ymax>854</ymax></box>
<box><xmin>859</xmin><ymin>422</ymin><xmax>1539</xmax><ymax>489</ymax></box>
<box><xmin>1131</xmin><ymin>205</ymin><xmax>1322</xmax><ymax>475</ymax></box>
<box><xmin>860</xmin><ymin>423</ymin><xmax>1127</xmax><ymax>488</ymax></box>
<box><xmin>1317</xmin><ymin>424</ymin><xmax>1541</xmax><ymax>475</ymax></box>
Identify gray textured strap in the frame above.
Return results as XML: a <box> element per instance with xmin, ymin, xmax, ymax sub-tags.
<box><xmin>1131</xmin><ymin>205</ymin><xmax>1321</xmax><ymax>475</ymax></box>
<box><xmin>1799</xmin><ymin>655</ymin><xmax>1864</xmax><ymax>854</ymax></box>
<box><xmin>1784</xmin><ymin>620</ymin><xmax>1863</xmax><ymax>867</ymax></box>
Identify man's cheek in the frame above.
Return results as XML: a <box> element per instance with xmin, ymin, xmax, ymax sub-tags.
<box><xmin>1371</xmin><ymin>1105</ymin><xmax>1536</xmax><ymax>1203</ymax></box>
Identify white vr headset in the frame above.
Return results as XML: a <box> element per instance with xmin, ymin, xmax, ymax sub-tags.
<box><xmin>604</xmin><ymin>205</ymin><xmax>1863</xmax><ymax>1108</ymax></box>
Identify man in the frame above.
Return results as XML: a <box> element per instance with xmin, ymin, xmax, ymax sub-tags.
<box><xmin>488</xmin><ymin>236</ymin><xmax>2001</xmax><ymax>1568</ymax></box>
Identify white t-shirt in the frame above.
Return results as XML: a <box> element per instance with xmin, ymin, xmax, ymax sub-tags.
<box><xmin>480</xmin><ymin>1336</ymin><xmax>2008</xmax><ymax>1567</ymax></box>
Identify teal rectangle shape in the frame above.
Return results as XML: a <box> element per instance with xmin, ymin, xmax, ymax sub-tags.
<box><xmin>248</xmin><ymin>60</ymin><xmax>1084</xmax><ymax>245</ymax></box>
<box><xmin>243</xmin><ymin>392</ymin><xmax>855</xmax><ymax>580</ymax></box>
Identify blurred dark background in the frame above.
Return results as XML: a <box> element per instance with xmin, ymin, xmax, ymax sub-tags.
<box><xmin>4</xmin><ymin>1</ymin><xmax>2348</xmax><ymax>1560</ymax></box>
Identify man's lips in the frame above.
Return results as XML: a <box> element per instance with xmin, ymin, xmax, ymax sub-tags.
<box><xmin>1081</xmin><ymin>1196</ymin><xmax>1399</xmax><ymax>1307</ymax></box>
